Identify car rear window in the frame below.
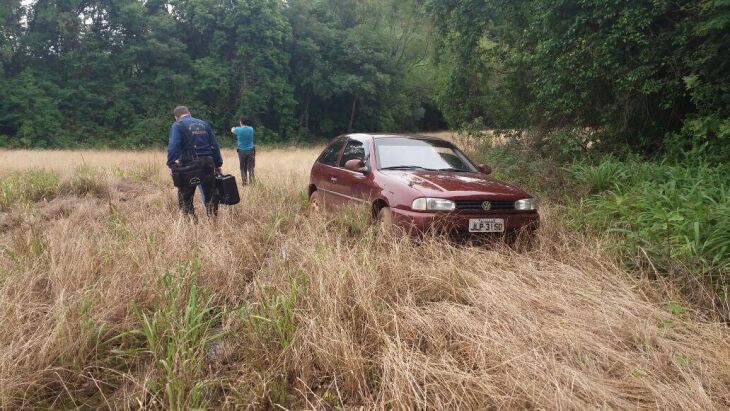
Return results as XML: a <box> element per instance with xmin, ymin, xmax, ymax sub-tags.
<box><xmin>318</xmin><ymin>138</ymin><xmax>345</xmax><ymax>166</ymax></box>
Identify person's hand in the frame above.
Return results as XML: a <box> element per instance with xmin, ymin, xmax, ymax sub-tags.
<box><xmin>215</xmin><ymin>167</ymin><xmax>222</xmax><ymax>175</ymax></box>
<box><xmin>168</xmin><ymin>167</ymin><xmax>173</xmax><ymax>175</ymax></box>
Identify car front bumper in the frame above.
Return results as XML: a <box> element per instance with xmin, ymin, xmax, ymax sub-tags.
<box><xmin>389</xmin><ymin>208</ymin><xmax>540</xmax><ymax>235</ymax></box>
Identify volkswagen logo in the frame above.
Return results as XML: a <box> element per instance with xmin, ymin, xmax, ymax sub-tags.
<box><xmin>481</xmin><ymin>201</ymin><xmax>491</xmax><ymax>211</ymax></box>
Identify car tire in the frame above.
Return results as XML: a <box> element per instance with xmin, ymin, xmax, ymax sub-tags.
<box><xmin>309</xmin><ymin>190</ymin><xmax>324</xmax><ymax>213</ymax></box>
<box><xmin>377</xmin><ymin>206</ymin><xmax>394</xmax><ymax>230</ymax></box>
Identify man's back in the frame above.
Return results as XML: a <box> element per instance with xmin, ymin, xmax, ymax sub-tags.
<box><xmin>233</xmin><ymin>126</ymin><xmax>255</xmax><ymax>151</ymax></box>
<box><xmin>167</xmin><ymin>116</ymin><xmax>223</xmax><ymax>167</ymax></box>
<box><xmin>179</xmin><ymin>116</ymin><xmax>217</xmax><ymax>156</ymax></box>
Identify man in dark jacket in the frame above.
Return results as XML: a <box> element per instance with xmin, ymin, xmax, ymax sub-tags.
<box><xmin>166</xmin><ymin>105</ymin><xmax>223</xmax><ymax>218</ymax></box>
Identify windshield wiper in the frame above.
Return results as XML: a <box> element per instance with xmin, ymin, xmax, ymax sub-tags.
<box><xmin>436</xmin><ymin>167</ymin><xmax>470</xmax><ymax>172</ymax></box>
<box><xmin>380</xmin><ymin>165</ymin><xmax>430</xmax><ymax>170</ymax></box>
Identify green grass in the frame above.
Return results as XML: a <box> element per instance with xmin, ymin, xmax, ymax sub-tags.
<box><xmin>568</xmin><ymin>160</ymin><xmax>729</xmax><ymax>272</ymax></box>
<box><xmin>112</xmin><ymin>163</ymin><xmax>160</xmax><ymax>184</ymax></box>
<box><xmin>60</xmin><ymin>166</ymin><xmax>109</xmax><ymax>197</ymax></box>
<box><xmin>249</xmin><ymin>273</ymin><xmax>303</xmax><ymax>351</ymax></box>
<box><xmin>131</xmin><ymin>258</ymin><xmax>226</xmax><ymax>410</ymax></box>
<box><xmin>0</xmin><ymin>168</ymin><xmax>60</xmax><ymax>210</ymax></box>
<box><xmin>569</xmin><ymin>157</ymin><xmax>630</xmax><ymax>193</ymax></box>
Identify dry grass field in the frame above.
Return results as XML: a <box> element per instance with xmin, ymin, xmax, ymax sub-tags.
<box><xmin>0</xmin><ymin>148</ymin><xmax>729</xmax><ymax>409</ymax></box>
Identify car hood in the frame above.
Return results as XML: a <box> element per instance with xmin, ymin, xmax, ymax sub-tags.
<box><xmin>381</xmin><ymin>170</ymin><xmax>532</xmax><ymax>199</ymax></box>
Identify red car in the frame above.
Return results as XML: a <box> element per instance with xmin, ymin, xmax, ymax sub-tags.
<box><xmin>308</xmin><ymin>134</ymin><xmax>539</xmax><ymax>236</ymax></box>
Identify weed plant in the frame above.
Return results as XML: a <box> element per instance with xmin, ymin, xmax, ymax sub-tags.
<box><xmin>0</xmin><ymin>169</ymin><xmax>59</xmax><ymax>210</ymax></box>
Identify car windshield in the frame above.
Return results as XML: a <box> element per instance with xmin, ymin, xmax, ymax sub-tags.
<box><xmin>375</xmin><ymin>137</ymin><xmax>476</xmax><ymax>172</ymax></box>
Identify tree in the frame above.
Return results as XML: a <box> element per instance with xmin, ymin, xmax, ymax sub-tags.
<box><xmin>286</xmin><ymin>0</ymin><xmax>438</xmax><ymax>137</ymax></box>
<box><xmin>426</xmin><ymin>0</ymin><xmax>730</xmax><ymax>159</ymax></box>
<box><xmin>0</xmin><ymin>0</ymin><xmax>444</xmax><ymax>147</ymax></box>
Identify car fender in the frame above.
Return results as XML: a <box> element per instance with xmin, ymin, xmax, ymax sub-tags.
<box><xmin>374</xmin><ymin>174</ymin><xmax>424</xmax><ymax>211</ymax></box>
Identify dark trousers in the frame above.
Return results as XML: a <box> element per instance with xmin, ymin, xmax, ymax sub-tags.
<box><xmin>237</xmin><ymin>148</ymin><xmax>255</xmax><ymax>185</ymax></box>
<box><xmin>177</xmin><ymin>156</ymin><xmax>219</xmax><ymax>218</ymax></box>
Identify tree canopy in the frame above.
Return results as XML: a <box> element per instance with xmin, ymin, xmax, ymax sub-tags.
<box><xmin>0</xmin><ymin>0</ymin><xmax>440</xmax><ymax>147</ymax></box>
<box><xmin>425</xmin><ymin>0</ymin><xmax>730</xmax><ymax>159</ymax></box>
<box><xmin>0</xmin><ymin>0</ymin><xmax>727</xmax><ymax>161</ymax></box>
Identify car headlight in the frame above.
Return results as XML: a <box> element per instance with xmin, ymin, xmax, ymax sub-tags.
<box><xmin>514</xmin><ymin>198</ymin><xmax>537</xmax><ymax>210</ymax></box>
<box><xmin>411</xmin><ymin>198</ymin><xmax>456</xmax><ymax>211</ymax></box>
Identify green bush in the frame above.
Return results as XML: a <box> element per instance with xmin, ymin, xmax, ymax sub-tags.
<box><xmin>0</xmin><ymin>169</ymin><xmax>60</xmax><ymax>210</ymax></box>
<box><xmin>568</xmin><ymin>160</ymin><xmax>729</xmax><ymax>276</ymax></box>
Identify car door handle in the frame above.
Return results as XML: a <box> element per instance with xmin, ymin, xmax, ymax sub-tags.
<box><xmin>330</xmin><ymin>177</ymin><xmax>338</xmax><ymax>182</ymax></box>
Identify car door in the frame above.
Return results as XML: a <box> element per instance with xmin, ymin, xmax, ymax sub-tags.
<box><xmin>330</xmin><ymin>138</ymin><xmax>375</xmax><ymax>206</ymax></box>
<box><xmin>313</xmin><ymin>137</ymin><xmax>346</xmax><ymax>208</ymax></box>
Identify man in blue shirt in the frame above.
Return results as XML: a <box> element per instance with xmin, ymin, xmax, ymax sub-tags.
<box><xmin>230</xmin><ymin>115</ymin><xmax>255</xmax><ymax>185</ymax></box>
<box><xmin>167</xmin><ymin>105</ymin><xmax>223</xmax><ymax>218</ymax></box>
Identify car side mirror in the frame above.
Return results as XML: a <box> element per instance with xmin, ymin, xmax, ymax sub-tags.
<box><xmin>478</xmin><ymin>164</ymin><xmax>492</xmax><ymax>175</ymax></box>
<box><xmin>345</xmin><ymin>159</ymin><xmax>367</xmax><ymax>173</ymax></box>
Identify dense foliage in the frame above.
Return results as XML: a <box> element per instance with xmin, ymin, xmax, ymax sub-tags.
<box><xmin>426</xmin><ymin>0</ymin><xmax>730</xmax><ymax>161</ymax></box>
<box><xmin>0</xmin><ymin>0</ymin><xmax>440</xmax><ymax>147</ymax></box>
<box><xmin>1</xmin><ymin>0</ymin><xmax>727</xmax><ymax>154</ymax></box>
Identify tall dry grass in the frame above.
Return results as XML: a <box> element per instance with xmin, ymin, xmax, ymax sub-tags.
<box><xmin>0</xmin><ymin>148</ymin><xmax>728</xmax><ymax>409</ymax></box>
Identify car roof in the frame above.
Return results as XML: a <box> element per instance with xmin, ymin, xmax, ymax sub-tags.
<box><xmin>345</xmin><ymin>133</ymin><xmax>449</xmax><ymax>142</ymax></box>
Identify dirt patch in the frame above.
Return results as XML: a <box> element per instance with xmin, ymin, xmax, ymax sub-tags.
<box><xmin>0</xmin><ymin>212</ymin><xmax>16</xmax><ymax>231</ymax></box>
<box><xmin>39</xmin><ymin>197</ymin><xmax>82</xmax><ymax>220</ymax></box>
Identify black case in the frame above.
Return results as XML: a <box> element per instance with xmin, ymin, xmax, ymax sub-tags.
<box><xmin>216</xmin><ymin>174</ymin><xmax>240</xmax><ymax>205</ymax></box>
<box><xmin>171</xmin><ymin>159</ymin><xmax>211</xmax><ymax>188</ymax></box>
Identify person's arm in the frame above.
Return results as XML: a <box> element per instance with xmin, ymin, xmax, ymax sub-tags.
<box><xmin>166</xmin><ymin>123</ymin><xmax>182</xmax><ymax>168</ymax></box>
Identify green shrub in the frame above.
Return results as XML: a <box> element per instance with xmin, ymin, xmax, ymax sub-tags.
<box><xmin>568</xmin><ymin>160</ymin><xmax>729</xmax><ymax>277</ymax></box>
<box><xmin>569</xmin><ymin>158</ymin><xmax>630</xmax><ymax>193</ymax></box>
<box><xmin>0</xmin><ymin>169</ymin><xmax>60</xmax><ymax>210</ymax></box>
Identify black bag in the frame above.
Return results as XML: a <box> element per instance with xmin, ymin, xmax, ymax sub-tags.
<box><xmin>216</xmin><ymin>174</ymin><xmax>240</xmax><ymax>205</ymax></box>
<box><xmin>171</xmin><ymin>158</ymin><xmax>211</xmax><ymax>188</ymax></box>
<box><xmin>170</xmin><ymin>119</ymin><xmax>216</xmax><ymax>188</ymax></box>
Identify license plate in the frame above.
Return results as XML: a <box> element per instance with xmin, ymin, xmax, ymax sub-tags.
<box><xmin>468</xmin><ymin>218</ymin><xmax>505</xmax><ymax>233</ymax></box>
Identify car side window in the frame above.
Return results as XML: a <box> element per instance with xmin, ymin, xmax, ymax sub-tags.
<box><xmin>338</xmin><ymin>140</ymin><xmax>366</xmax><ymax>167</ymax></box>
<box><xmin>318</xmin><ymin>138</ymin><xmax>345</xmax><ymax>166</ymax></box>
